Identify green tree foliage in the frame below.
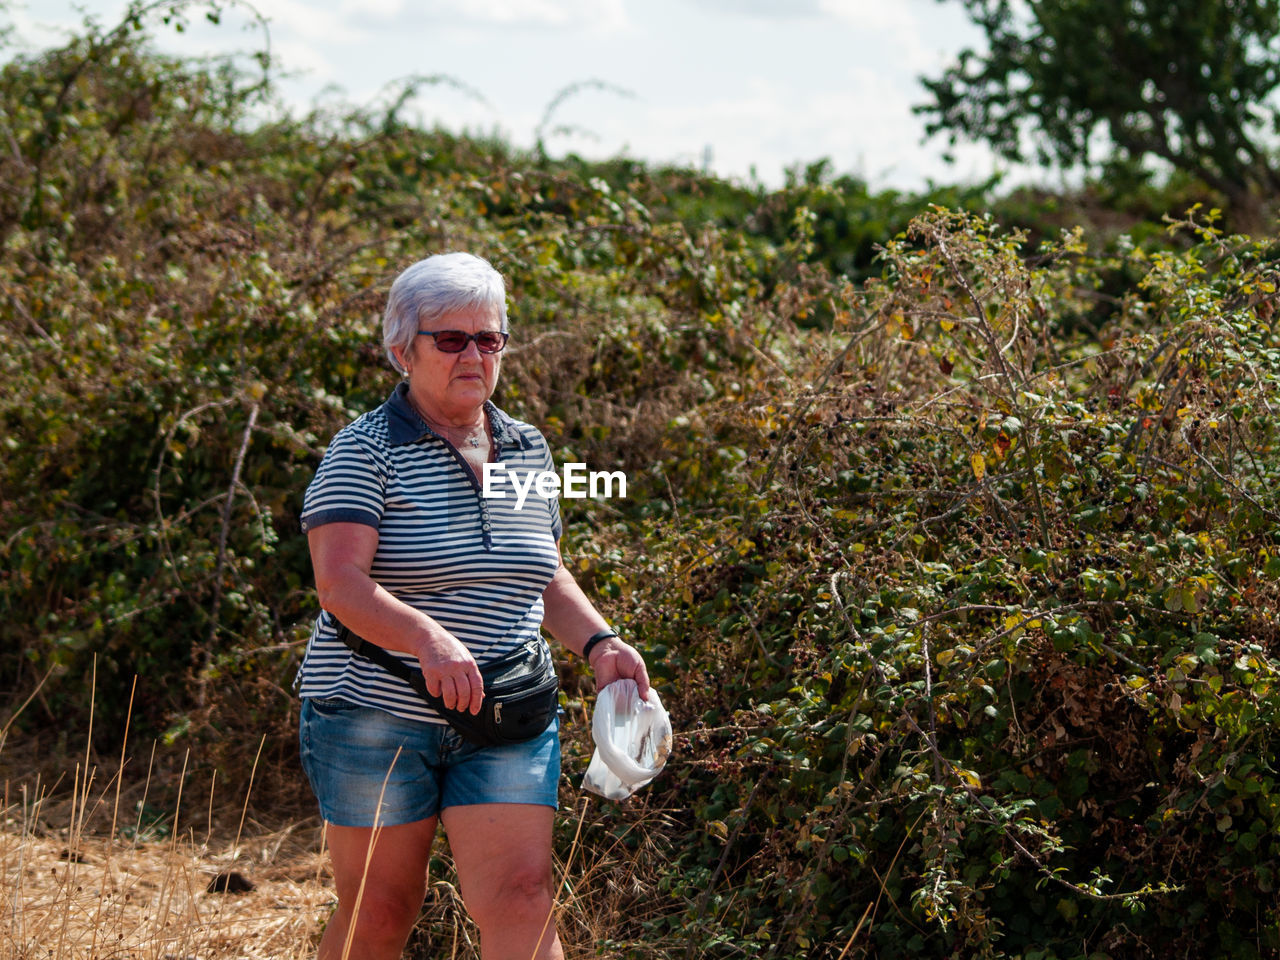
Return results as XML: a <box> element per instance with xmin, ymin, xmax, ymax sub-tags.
<box><xmin>919</xmin><ymin>0</ymin><xmax>1280</xmax><ymax>229</ymax></box>
<box><xmin>4</xmin><ymin>9</ymin><xmax>1280</xmax><ymax>959</ymax></box>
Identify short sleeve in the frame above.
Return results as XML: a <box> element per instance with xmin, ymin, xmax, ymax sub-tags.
<box><xmin>300</xmin><ymin>428</ymin><xmax>388</xmax><ymax>533</ymax></box>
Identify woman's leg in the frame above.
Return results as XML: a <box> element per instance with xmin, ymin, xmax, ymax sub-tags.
<box><xmin>441</xmin><ymin>803</ymin><xmax>564</xmax><ymax>960</ymax></box>
<box><xmin>318</xmin><ymin>816</ymin><xmax>438</xmax><ymax>960</ymax></box>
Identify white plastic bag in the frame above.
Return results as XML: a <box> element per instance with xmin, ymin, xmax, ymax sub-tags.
<box><xmin>582</xmin><ymin>679</ymin><xmax>673</xmax><ymax>800</ymax></box>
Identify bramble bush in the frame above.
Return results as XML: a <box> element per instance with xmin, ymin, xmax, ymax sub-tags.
<box><xmin>2</xmin><ymin>9</ymin><xmax>1279</xmax><ymax>959</ymax></box>
<box><xmin>601</xmin><ymin>207</ymin><xmax>1280</xmax><ymax>958</ymax></box>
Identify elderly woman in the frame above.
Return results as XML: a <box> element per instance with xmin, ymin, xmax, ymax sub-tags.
<box><xmin>296</xmin><ymin>252</ymin><xmax>649</xmax><ymax>960</ymax></box>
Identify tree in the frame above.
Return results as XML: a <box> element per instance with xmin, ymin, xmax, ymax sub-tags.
<box><xmin>918</xmin><ymin>0</ymin><xmax>1280</xmax><ymax>230</ymax></box>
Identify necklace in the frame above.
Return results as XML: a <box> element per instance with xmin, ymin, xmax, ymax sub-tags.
<box><xmin>407</xmin><ymin>394</ymin><xmax>488</xmax><ymax>450</ymax></box>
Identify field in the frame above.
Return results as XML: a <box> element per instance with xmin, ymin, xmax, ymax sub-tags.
<box><xmin>0</xmin><ymin>713</ymin><xmax>682</xmax><ymax>959</ymax></box>
<box><xmin>1</xmin><ymin>718</ymin><xmax>331</xmax><ymax>959</ymax></box>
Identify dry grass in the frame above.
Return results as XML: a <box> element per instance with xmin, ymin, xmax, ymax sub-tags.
<box><xmin>0</xmin><ymin>744</ymin><xmax>335</xmax><ymax>960</ymax></box>
<box><xmin>0</xmin><ymin>819</ymin><xmax>332</xmax><ymax>959</ymax></box>
<box><xmin>0</xmin><ymin>764</ymin><xmax>671</xmax><ymax>960</ymax></box>
<box><xmin>0</xmin><ymin>669</ymin><xmax>333</xmax><ymax>959</ymax></box>
<box><xmin>0</xmin><ymin>669</ymin><xmax>676</xmax><ymax>960</ymax></box>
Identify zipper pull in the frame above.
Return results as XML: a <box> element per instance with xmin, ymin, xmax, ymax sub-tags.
<box><xmin>493</xmin><ymin>702</ymin><xmax>503</xmax><ymax>723</ymax></box>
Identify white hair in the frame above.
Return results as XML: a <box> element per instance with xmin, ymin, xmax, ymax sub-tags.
<box><xmin>382</xmin><ymin>253</ymin><xmax>508</xmax><ymax>374</ymax></box>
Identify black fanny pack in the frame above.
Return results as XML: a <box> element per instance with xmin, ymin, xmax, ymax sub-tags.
<box><xmin>334</xmin><ymin>622</ymin><xmax>559</xmax><ymax>748</ymax></box>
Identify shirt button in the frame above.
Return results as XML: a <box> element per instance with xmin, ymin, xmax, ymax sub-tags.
<box><xmin>482</xmin><ymin>522</ymin><xmax>491</xmax><ymax>531</ymax></box>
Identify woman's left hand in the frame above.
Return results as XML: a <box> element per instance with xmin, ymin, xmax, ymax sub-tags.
<box><xmin>588</xmin><ymin>637</ymin><xmax>651</xmax><ymax>702</ymax></box>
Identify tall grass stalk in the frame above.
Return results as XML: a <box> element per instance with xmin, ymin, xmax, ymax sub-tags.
<box><xmin>339</xmin><ymin>746</ymin><xmax>402</xmax><ymax>960</ymax></box>
<box><xmin>233</xmin><ymin>733</ymin><xmax>267</xmax><ymax>859</ymax></box>
<box><xmin>534</xmin><ymin>795</ymin><xmax>590</xmax><ymax>960</ymax></box>
<box><xmin>91</xmin><ymin>674</ymin><xmax>136</xmax><ymax>959</ymax></box>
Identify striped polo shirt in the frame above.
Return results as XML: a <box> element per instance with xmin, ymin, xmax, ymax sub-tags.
<box><xmin>295</xmin><ymin>381</ymin><xmax>563</xmax><ymax>725</ymax></box>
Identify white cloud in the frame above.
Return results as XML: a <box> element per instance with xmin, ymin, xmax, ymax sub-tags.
<box><xmin>253</xmin><ymin>0</ymin><xmax>372</xmax><ymax>44</ymax></box>
<box><xmin>339</xmin><ymin>0</ymin><xmax>405</xmax><ymax>18</ymax></box>
<box><xmin>8</xmin><ymin>1</ymin><xmax>121</xmax><ymax>50</ymax></box>
<box><xmin>269</xmin><ymin>38</ymin><xmax>340</xmax><ymax>83</ymax></box>
<box><xmin>816</xmin><ymin>0</ymin><xmax>915</xmax><ymax>28</ymax></box>
<box><xmin>818</xmin><ymin>0</ymin><xmax>959</xmax><ymax>72</ymax></box>
<box><xmin>346</xmin><ymin>0</ymin><xmax>629</xmax><ymax>30</ymax></box>
<box><xmin>472</xmin><ymin>0</ymin><xmax>627</xmax><ymax>27</ymax></box>
<box><xmin>535</xmin><ymin>66</ymin><xmax>997</xmax><ymax>191</ymax></box>
<box><xmin>683</xmin><ymin>0</ymin><xmax>920</xmax><ymax>32</ymax></box>
<box><xmin>681</xmin><ymin>0</ymin><xmax>823</xmax><ymax>18</ymax></box>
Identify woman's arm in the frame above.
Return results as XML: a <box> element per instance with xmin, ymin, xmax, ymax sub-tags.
<box><xmin>541</xmin><ymin>556</ymin><xmax>651</xmax><ymax>700</ymax></box>
<box><xmin>308</xmin><ymin>522</ymin><xmax>485</xmax><ymax>714</ymax></box>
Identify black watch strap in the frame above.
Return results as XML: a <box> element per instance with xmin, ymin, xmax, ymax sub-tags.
<box><xmin>582</xmin><ymin>629</ymin><xmax>618</xmax><ymax>661</ymax></box>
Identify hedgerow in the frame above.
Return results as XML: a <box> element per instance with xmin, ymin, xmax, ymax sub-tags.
<box><xmin>595</xmin><ymin>207</ymin><xmax>1280</xmax><ymax>958</ymax></box>
<box><xmin>2</xmin><ymin>8</ymin><xmax>1279</xmax><ymax>958</ymax></box>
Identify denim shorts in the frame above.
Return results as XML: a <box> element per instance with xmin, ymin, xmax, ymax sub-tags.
<box><xmin>298</xmin><ymin>697</ymin><xmax>560</xmax><ymax>827</ymax></box>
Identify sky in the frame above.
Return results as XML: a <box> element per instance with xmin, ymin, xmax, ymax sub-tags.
<box><xmin>9</xmin><ymin>0</ymin><xmax>1031</xmax><ymax>192</ymax></box>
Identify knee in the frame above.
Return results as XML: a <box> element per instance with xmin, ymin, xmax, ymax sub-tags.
<box><xmin>466</xmin><ymin>866</ymin><xmax>555</xmax><ymax>930</ymax></box>
<box><xmin>347</xmin><ymin>883</ymin><xmax>426</xmax><ymax>946</ymax></box>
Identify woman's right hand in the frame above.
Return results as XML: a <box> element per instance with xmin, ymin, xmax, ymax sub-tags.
<box><xmin>309</xmin><ymin>521</ymin><xmax>485</xmax><ymax>714</ymax></box>
<box><xmin>415</xmin><ymin>630</ymin><xmax>485</xmax><ymax>715</ymax></box>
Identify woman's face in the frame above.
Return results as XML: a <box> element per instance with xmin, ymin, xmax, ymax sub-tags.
<box><xmin>401</xmin><ymin>304</ymin><xmax>505</xmax><ymax>422</ymax></box>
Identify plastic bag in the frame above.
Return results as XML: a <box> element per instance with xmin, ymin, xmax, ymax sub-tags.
<box><xmin>582</xmin><ymin>679</ymin><xmax>673</xmax><ymax>800</ymax></box>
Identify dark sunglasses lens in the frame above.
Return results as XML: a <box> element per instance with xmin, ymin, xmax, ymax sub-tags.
<box><xmin>433</xmin><ymin>331</ymin><xmax>469</xmax><ymax>352</ymax></box>
<box><xmin>476</xmin><ymin>332</ymin><xmax>507</xmax><ymax>353</ymax></box>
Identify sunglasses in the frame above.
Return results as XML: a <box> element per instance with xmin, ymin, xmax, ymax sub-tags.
<box><xmin>416</xmin><ymin>329</ymin><xmax>510</xmax><ymax>354</ymax></box>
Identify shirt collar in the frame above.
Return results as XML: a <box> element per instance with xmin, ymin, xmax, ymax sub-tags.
<box><xmin>385</xmin><ymin>381</ymin><xmax>532</xmax><ymax>450</ymax></box>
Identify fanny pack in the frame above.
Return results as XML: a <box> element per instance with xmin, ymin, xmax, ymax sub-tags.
<box><xmin>334</xmin><ymin>621</ymin><xmax>560</xmax><ymax>748</ymax></box>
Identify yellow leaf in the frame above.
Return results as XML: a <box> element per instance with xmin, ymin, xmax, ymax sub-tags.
<box><xmin>971</xmin><ymin>452</ymin><xmax>986</xmax><ymax>480</ymax></box>
<box><xmin>940</xmin><ymin>318</ymin><xmax>955</xmax><ymax>331</ymax></box>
